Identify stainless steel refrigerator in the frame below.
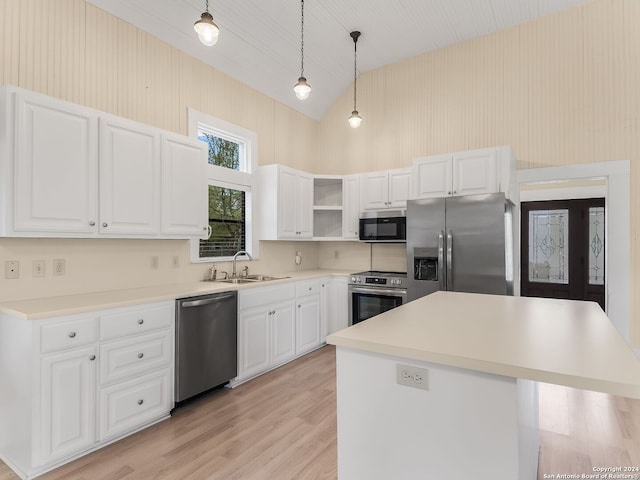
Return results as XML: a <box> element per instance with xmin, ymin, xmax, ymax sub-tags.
<box><xmin>406</xmin><ymin>193</ymin><xmax>514</xmax><ymax>301</ymax></box>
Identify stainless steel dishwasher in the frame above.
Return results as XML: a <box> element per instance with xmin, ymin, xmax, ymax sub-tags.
<box><xmin>175</xmin><ymin>291</ymin><xmax>237</xmax><ymax>403</ymax></box>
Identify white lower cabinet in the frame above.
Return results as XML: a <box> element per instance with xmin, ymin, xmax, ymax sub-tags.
<box><xmin>0</xmin><ymin>301</ymin><xmax>174</xmax><ymax>479</ymax></box>
<box><xmin>40</xmin><ymin>346</ymin><xmax>97</xmax><ymax>465</ymax></box>
<box><xmin>234</xmin><ymin>278</ymin><xmax>336</xmax><ymax>386</ymax></box>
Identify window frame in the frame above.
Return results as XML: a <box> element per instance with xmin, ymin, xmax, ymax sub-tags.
<box><xmin>188</xmin><ymin>108</ymin><xmax>259</xmax><ymax>263</ymax></box>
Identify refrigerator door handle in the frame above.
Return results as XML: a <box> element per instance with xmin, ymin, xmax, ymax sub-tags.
<box><xmin>446</xmin><ymin>231</ymin><xmax>453</xmax><ymax>290</ymax></box>
<box><xmin>438</xmin><ymin>231</ymin><xmax>445</xmax><ymax>291</ymax></box>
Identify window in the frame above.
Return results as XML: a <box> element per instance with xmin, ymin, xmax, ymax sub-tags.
<box><xmin>188</xmin><ymin>109</ymin><xmax>258</xmax><ymax>262</ymax></box>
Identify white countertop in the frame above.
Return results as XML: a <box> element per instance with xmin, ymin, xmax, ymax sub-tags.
<box><xmin>0</xmin><ymin>269</ymin><xmax>352</xmax><ymax>320</ymax></box>
<box><xmin>327</xmin><ymin>291</ymin><xmax>640</xmax><ymax>399</ymax></box>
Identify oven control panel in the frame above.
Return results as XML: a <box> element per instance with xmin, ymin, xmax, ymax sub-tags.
<box><xmin>349</xmin><ymin>272</ymin><xmax>406</xmax><ymax>288</ymax></box>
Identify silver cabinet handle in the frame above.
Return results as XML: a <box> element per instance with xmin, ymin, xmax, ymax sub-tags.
<box><xmin>137</xmin><ymin>353</ymin><xmax>144</xmax><ymax>359</ymax></box>
<box><xmin>89</xmin><ymin>355</ymin><xmax>96</xmax><ymax>361</ymax></box>
<box><xmin>137</xmin><ymin>319</ymin><xmax>144</xmax><ymax>325</ymax></box>
<box><xmin>447</xmin><ymin>191</ymin><xmax>451</xmax><ymax>195</ymax></box>
<box><xmin>298</xmin><ymin>304</ymin><xmax>301</xmax><ymax>308</ymax></box>
<box><xmin>102</xmin><ymin>222</ymin><xmax>108</xmax><ymax>228</ymax></box>
<box><xmin>137</xmin><ymin>399</ymin><xmax>144</xmax><ymax>405</ymax></box>
<box><xmin>202</xmin><ymin>226</ymin><xmax>207</xmax><ymax>231</ymax></box>
<box><xmin>308</xmin><ymin>287</ymin><xmax>312</xmax><ymax>291</ymax></box>
<box><xmin>68</xmin><ymin>332</ymin><xmax>76</xmax><ymax>338</ymax></box>
<box><xmin>89</xmin><ymin>221</ymin><xmax>96</xmax><ymax>226</ymax></box>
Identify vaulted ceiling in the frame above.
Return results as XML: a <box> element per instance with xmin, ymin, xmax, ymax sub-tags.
<box><xmin>86</xmin><ymin>0</ymin><xmax>592</xmax><ymax>120</ymax></box>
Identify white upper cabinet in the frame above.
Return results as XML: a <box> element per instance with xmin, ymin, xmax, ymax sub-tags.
<box><xmin>361</xmin><ymin>168</ymin><xmax>411</xmax><ymax>210</ymax></box>
<box><xmin>259</xmin><ymin>164</ymin><xmax>313</xmax><ymax>240</ymax></box>
<box><xmin>413</xmin><ymin>146</ymin><xmax>515</xmax><ymax>200</ymax></box>
<box><xmin>0</xmin><ymin>86</ymin><xmax>207</xmax><ymax>239</ymax></box>
<box><xmin>160</xmin><ymin>133</ymin><xmax>208</xmax><ymax>237</ymax></box>
<box><xmin>11</xmin><ymin>89</ymin><xmax>99</xmax><ymax>234</ymax></box>
<box><xmin>99</xmin><ymin>116</ymin><xmax>160</xmax><ymax>235</ymax></box>
<box><xmin>342</xmin><ymin>175</ymin><xmax>360</xmax><ymax>239</ymax></box>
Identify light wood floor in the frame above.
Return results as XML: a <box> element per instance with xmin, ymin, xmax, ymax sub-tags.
<box><xmin>1</xmin><ymin>345</ymin><xmax>639</xmax><ymax>480</ymax></box>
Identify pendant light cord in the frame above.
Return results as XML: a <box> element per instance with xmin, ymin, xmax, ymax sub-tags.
<box><xmin>205</xmin><ymin>0</ymin><xmax>209</xmax><ymax>13</ymax></box>
<box><xmin>353</xmin><ymin>38</ymin><xmax>357</xmax><ymax>110</ymax></box>
<box><xmin>300</xmin><ymin>0</ymin><xmax>305</xmax><ymax>77</ymax></box>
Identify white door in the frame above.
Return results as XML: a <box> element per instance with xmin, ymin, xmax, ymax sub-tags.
<box><xmin>361</xmin><ymin>172</ymin><xmax>389</xmax><ymax>210</ymax></box>
<box><xmin>160</xmin><ymin>133</ymin><xmax>208</xmax><ymax>237</ymax></box>
<box><xmin>239</xmin><ymin>307</ymin><xmax>271</xmax><ymax>379</ymax></box>
<box><xmin>452</xmin><ymin>148</ymin><xmax>498</xmax><ymax>196</ymax></box>
<box><xmin>297</xmin><ymin>173</ymin><xmax>314</xmax><ymax>238</ymax></box>
<box><xmin>13</xmin><ymin>91</ymin><xmax>98</xmax><ymax>234</ymax></box>
<box><xmin>271</xmin><ymin>301</ymin><xmax>296</xmax><ymax>365</ymax></box>
<box><xmin>99</xmin><ymin>117</ymin><xmax>160</xmax><ymax>235</ymax></box>
<box><xmin>342</xmin><ymin>175</ymin><xmax>360</xmax><ymax>239</ymax></box>
<box><xmin>278</xmin><ymin>168</ymin><xmax>299</xmax><ymax>238</ymax></box>
<box><xmin>412</xmin><ymin>155</ymin><xmax>453</xmax><ymax>199</ymax></box>
<box><xmin>40</xmin><ymin>347</ymin><xmax>96</xmax><ymax>464</ymax></box>
<box><xmin>388</xmin><ymin>169</ymin><xmax>412</xmax><ymax>208</ymax></box>
<box><xmin>295</xmin><ymin>295</ymin><xmax>321</xmax><ymax>355</ymax></box>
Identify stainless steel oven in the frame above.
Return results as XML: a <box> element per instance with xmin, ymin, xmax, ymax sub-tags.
<box><xmin>348</xmin><ymin>271</ymin><xmax>407</xmax><ymax>325</ymax></box>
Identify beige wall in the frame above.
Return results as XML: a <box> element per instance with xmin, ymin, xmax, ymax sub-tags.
<box><xmin>0</xmin><ymin>0</ymin><xmax>320</xmax><ymax>302</ymax></box>
<box><xmin>318</xmin><ymin>0</ymin><xmax>640</xmax><ymax>346</ymax></box>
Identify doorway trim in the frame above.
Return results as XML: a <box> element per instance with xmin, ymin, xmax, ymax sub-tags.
<box><xmin>516</xmin><ymin>160</ymin><xmax>630</xmax><ymax>345</ymax></box>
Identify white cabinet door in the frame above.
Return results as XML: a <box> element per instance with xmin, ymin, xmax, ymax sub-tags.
<box><xmin>328</xmin><ymin>277</ymin><xmax>349</xmax><ymax>335</ymax></box>
<box><xmin>296</xmin><ymin>294</ymin><xmax>321</xmax><ymax>355</ymax></box>
<box><xmin>239</xmin><ymin>307</ymin><xmax>271</xmax><ymax>380</ymax></box>
<box><xmin>271</xmin><ymin>301</ymin><xmax>296</xmax><ymax>365</ymax></box>
<box><xmin>161</xmin><ymin>134</ymin><xmax>208</xmax><ymax>237</ymax></box>
<box><xmin>99</xmin><ymin>117</ymin><xmax>160</xmax><ymax>235</ymax></box>
<box><xmin>40</xmin><ymin>346</ymin><xmax>96</xmax><ymax>465</ymax></box>
<box><xmin>361</xmin><ymin>172</ymin><xmax>389</xmax><ymax>210</ymax></box>
<box><xmin>388</xmin><ymin>169</ymin><xmax>412</xmax><ymax>208</ymax></box>
<box><xmin>452</xmin><ymin>148</ymin><xmax>498</xmax><ymax>196</ymax></box>
<box><xmin>13</xmin><ymin>91</ymin><xmax>99</xmax><ymax>234</ymax></box>
<box><xmin>278</xmin><ymin>168</ymin><xmax>299</xmax><ymax>239</ymax></box>
<box><xmin>342</xmin><ymin>175</ymin><xmax>360</xmax><ymax>239</ymax></box>
<box><xmin>413</xmin><ymin>154</ymin><xmax>453</xmax><ymax>199</ymax></box>
<box><xmin>320</xmin><ymin>279</ymin><xmax>330</xmax><ymax>339</ymax></box>
<box><xmin>297</xmin><ymin>173</ymin><xmax>314</xmax><ymax>238</ymax></box>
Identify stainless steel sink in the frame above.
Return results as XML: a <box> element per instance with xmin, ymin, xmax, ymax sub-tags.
<box><xmin>245</xmin><ymin>274</ymin><xmax>290</xmax><ymax>281</ymax></box>
<box><xmin>206</xmin><ymin>274</ymin><xmax>290</xmax><ymax>284</ymax></box>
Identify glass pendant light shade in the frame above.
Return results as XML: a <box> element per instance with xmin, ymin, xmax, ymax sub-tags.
<box><xmin>348</xmin><ymin>110</ymin><xmax>362</xmax><ymax>128</ymax></box>
<box><xmin>294</xmin><ymin>77</ymin><xmax>311</xmax><ymax>100</ymax></box>
<box><xmin>194</xmin><ymin>2</ymin><xmax>219</xmax><ymax>46</ymax></box>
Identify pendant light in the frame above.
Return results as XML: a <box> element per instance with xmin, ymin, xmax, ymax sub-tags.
<box><xmin>293</xmin><ymin>0</ymin><xmax>311</xmax><ymax>100</ymax></box>
<box><xmin>194</xmin><ymin>0</ymin><xmax>220</xmax><ymax>46</ymax></box>
<box><xmin>348</xmin><ymin>31</ymin><xmax>362</xmax><ymax>128</ymax></box>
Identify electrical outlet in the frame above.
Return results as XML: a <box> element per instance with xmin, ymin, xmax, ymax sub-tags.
<box><xmin>53</xmin><ymin>259</ymin><xmax>66</xmax><ymax>276</ymax></box>
<box><xmin>172</xmin><ymin>256</ymin><xmax>179</xmax><ymax>269</ymax></box>
<box><xmin>5</xmin><ymin>260</ymin><xmax>19</xmax><ymax>279</ymax></box>
<box><xmin>33</xmin><ymin>260</ymin><xmax>45</xmax><ymax>278</ymax></box>
<box><xmin>396</xmin><ymin>364</ymin><xmax>429</xmax><ymax>390</ymax></box>
<box><xmin>151</xmin><ymin>256</ymin><xmax>159</xmax><ymax>270</ymax></box>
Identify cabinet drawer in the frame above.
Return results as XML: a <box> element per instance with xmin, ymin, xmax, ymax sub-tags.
<box><xmin>41</xmin><ymin>317</ymin><xmax>97</xmax><ymax>353</ymax></box>
<box><xmin>100</xmin><ymin>303</ymin><xmax>173</xmax><ymax>341</ymax></box>
<box><xmin>99</xmin><ymin>331</ymin><xmax>171</xmax><ymax>385</ymax></box>
<box><xmin>295</xmin><ymin>279</ymin><xmax>321</xmax><ymax>297</ymax></box>
<box><xmin>99</xmin><ymin>369</ymin><xmax>172</xmax><ymax>441</ymax></box>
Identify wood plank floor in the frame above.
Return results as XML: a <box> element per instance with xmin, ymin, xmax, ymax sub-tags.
<box><xmin>1</xmin><ymin>345</ymin><xmax>639</xmax><ymax>480</ymax></box>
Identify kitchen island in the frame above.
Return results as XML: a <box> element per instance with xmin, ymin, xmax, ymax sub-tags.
<box><xmin>326</xmin><ymin>291</ymin><xmax>640</xmax><ymax>480</ymax></box>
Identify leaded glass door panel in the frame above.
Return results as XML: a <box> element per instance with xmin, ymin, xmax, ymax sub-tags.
<box><xmin>520</xmin><ymin>198</ymin><xmax>605</xmax><ymax>311</ymax></box>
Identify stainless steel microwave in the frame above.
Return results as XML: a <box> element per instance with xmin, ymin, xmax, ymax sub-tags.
<box><xmin>359</xmin><ymin>210</ymin><xmax>406</xmax><ymax>242</ymax></box>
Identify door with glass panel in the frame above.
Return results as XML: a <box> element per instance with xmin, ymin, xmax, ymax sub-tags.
<box><xmin>520</xmin><ymin>198</ymin><xmax>605</xmax><ymax>311</ymax></box>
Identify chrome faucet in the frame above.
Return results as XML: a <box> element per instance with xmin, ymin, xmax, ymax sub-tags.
<box><xmin>232</xmin><ymin>250</ymin><xmax>253</xmax><ymax>278</ymax></box>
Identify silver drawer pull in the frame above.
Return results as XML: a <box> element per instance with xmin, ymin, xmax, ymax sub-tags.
<box><xmin>137</xmin><ymin>319</ymin><xmax>144</xmax><ymax>325</ymax></box>
<box><xmin>89</xmin><ymin>221</ymin><xmax>96</xmax><ymax>226</ymax></box>
<box><xmin>308</xmin><ymin>287</ymin><xmax>312</xmax><ymax>291</ymax></box>
<box><xmin>137</xmin><ymin>399</ymin><xmax>144</xmax><ymax>405</ymax></box>
<box><xmin>89</xmin><ymin>355</ymin><xmax>96</xmax><ymax>361</ymax></box>
<box><xmin>102</xmin><ymin>222</ymin><xmax>108</xmax><ymax>228</ymax></box>
<box><xmin>68</xmin><ymin>332</ymin><xmax>76</xmax><ymax>338</ymax></box>
<box><xmin>137</xmin><ymin>353</ymin><xmax>144</xmax><ymax>359</ymax></box>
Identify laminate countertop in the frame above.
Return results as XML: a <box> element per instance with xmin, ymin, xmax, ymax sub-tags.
<box><xmin>0</xmin><ymin>269</ymin><xmax>353</xmax><ymax>320</ymax></box>
<box><xmin>326</xmin><ymin>291</ymin><xmax>640</xmax><ymax>399</ymax></box>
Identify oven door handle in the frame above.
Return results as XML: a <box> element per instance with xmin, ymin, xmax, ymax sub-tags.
<box><xmin>349</xmin><ymin>286</ymin><xmax>407</xmax><ymax>297</ymax></box>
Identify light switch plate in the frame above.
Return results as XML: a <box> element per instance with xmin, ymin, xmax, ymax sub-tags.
<box><xmin>33</xmin><ymin>260</ymin><xmax>45</xmax><ymax>277</ymax></box>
